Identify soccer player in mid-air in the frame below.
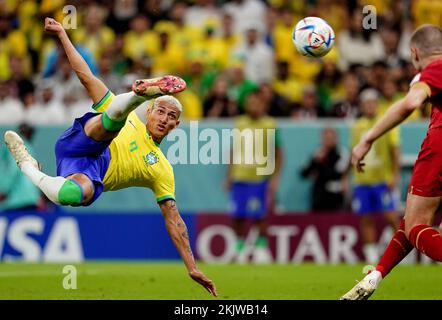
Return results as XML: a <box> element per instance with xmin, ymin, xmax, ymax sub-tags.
<box><xmin>4</xmin><ymin>18</ymin><xmax>217</xmax><ymax>297</ymax></box>
<box><xmin>341</xmin><ymin>24</ymin><xmax>442</xmax><ymax>300</ymax></box>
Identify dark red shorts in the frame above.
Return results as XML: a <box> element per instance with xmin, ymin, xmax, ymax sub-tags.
<box><xmin>409</xmin><ymin>128</ymin><xmax>442</xmax><ymax>197</ymax></box>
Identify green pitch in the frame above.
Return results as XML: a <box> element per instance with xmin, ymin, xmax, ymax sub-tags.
<box><xmin>0</xmin><ymin>262</ymin><xmax>440</xmax><ymax>300</ymax></box>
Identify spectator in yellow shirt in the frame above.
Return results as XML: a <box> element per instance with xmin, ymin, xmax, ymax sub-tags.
<box><xmin>271</xmin><ymin>7</ymin><xmax>321</xmax><ymax>84</ymax></box>
<box><xmin>72</xmin><ymin>4</ymin><xmax>115</xmax><ymax>61</ymax></box>
<box><xmin>380</xmin><ymin>76</ymin><xmax>423</xmax><ymax>122</ymax></box>
<box><xmin>412</xmin><ymin>0</ymin><xmax>442</xmax><ymax>27</ymax></box>
<box><xmin>188</xmin><ymin>21</ymin><xmax>229</xmax><ymax>72</ymax></box>
<box><xmin>0</xmin><ymin>14</ymin><xmax>28</xmax><ymax>80</ymax></box>
<box><xmin>314</xmin><ymin>0</ymin><xmax>348</xmax><ymax>36</ymax></box>
<box><xmin>220</xmin><ymin>13</ymin><xmax>241</xmax><ymax>53</ymax></box>
<box><xmin>150</xmin><ymin>28</ymin><xmax>185</xmax><ymax>76</ymax></box>
<box><xmin>165</xmin><ymin>1</ymin><xmax>203</xmax><ymax>51</ymax></box>
<box><xmin>123</xmin><ymin>14</ymin><xmax>158</xmax><ymax>62</ymax></box>
<box><xmin>272</xmin><ymin>60</ymin><xmax>304</xmax><ymax>105</ymax></box>
<box><xmin>182</xmin><ymin>58</ymin><xmax>217</xmax><ymax>101</ymax></box>
<box><xmin>175</xmin><ymin>89</ymin><xmax>203</xmax><ymax>121</ymax></box>
<box><xmin>272</xmin><ymin>7</ymin><xmax>296</xmax><ymax>62</ymax></box>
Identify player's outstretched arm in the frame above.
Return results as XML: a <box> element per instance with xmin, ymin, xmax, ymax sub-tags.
<box><xmin>352</xmin><ymin>85</ymin><xmax>429</xmax><ymax>172</ymax></box>
<box><xmin>159</xmin><ymin>200</ymin><xmax>218</xmax><ymax>297</ymax></box>
<box><xmin>44</xmin><ymin>17</ymin><xmax>107</xmax><ymax>104</ymax></box>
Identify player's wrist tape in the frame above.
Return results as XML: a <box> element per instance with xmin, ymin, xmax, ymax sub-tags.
<box><xmin>102</xmin><ymin>112</ymin><xmax>126</xmax><ymax>132</ymax></box>
<box><xmin>58</xmin><ymin>180</ymin><xmax>83</xmax><ymax>206</ymax></box>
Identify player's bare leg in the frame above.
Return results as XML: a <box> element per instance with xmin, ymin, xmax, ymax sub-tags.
<box><xmin>360</xmin><ymin>215</ymin><xmax>379</xmax><ymax>264</ymax></box>
<box><xmin>232</xmin><ymin>217</ymin><xmax>248</xmax><ymax>264</ymax></box>
<box><xmin>403</xmin><ymin>193</ymin><xmax>439</xmax><ymax>234</ymax></box>
<box><xmin>252</xmin><ymin>218</ymin><xmax>271</xmax><ymax>264</ymax></box>
<box><xmin>4</xmin><ymin>131</ymin><xmax>87</xmax><ymax>206</ymax></box>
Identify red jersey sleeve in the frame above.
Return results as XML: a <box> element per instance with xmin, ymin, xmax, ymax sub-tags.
<box><xmin>420</xmin><ymin>59</ymin><xmax>442</xmax><ymax>97</ymax></box>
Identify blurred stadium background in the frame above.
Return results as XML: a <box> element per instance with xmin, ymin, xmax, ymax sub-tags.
<box><xmin>0</xmin><ymin>0</ymin><xmax>442</xmax><ymax>299</ymax></box>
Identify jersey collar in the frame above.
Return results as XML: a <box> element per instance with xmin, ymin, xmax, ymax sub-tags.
<box><xmin>147</xmin><ymin>131</ymin><xmax>161</xmax><ymax>147</ymax></box>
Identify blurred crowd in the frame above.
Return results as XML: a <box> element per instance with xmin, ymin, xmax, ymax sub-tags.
<box><xmin>0</xmin><ymin>0</ymin><xmax>441</xmax><ymax>125</ymax></box>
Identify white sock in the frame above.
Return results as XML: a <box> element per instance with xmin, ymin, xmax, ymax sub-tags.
<box><xmin>365</xmin><ymin>270</ymin><xmax>382</xmax><ymax>288</ymax></box>
<box><xmin>363</xmin><ymin>243</ymin><xmax>379</xmax><ymax>265</ymax></box>
<box><xmin>21</xmin><ymin>161</ymin><xmax>66</xmax><ymax>204</ymax></box>
<box><xmin>105</xmin><ymin>92</ymin><xmax>146</xmax><ymax>121</ymax></box>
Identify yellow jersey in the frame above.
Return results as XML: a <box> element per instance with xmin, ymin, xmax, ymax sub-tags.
<box><xmin>231</xmin><ymin>115</ymin><xmax>280</xmax><ymax>182</ymax></box>
<box><xmin>351</xmin><ymin>116</ymin><xmax>399</xmax><ymax>185</ymax></box>
<box><xmin>92</xmin><ymin>91</ymin><xmax>175</xmax><ymax>203</ymax></box>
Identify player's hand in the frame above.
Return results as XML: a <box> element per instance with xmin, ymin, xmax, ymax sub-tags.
<box><xmin>189</xmin><ymin>269</ymin><xmax>218</xmax><ymax>297</ymax></box>
<box><xmin>351</xmin><ymin>139</ymin><xmax>372</xmax><ymax>173</ymax></box>
<box><xmin>44</xmin><ymin>17</ymin><xmax>65</xmax><ymax>36</ymax></box>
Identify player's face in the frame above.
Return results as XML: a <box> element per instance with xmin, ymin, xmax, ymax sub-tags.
<box><xmin>146</xmin><ymin>101</ymin><xmax>181</xmax><ymax>141</ymax></box>
<box><xmin>245</xmin><ymin>93</ymin><xmax>266</xmax><ymax>118</ymax></box>
<box><xmin>322</xmin><ymin>129</ymin><xmax>337</xmax><ymax>148</ymax></box>
<box><xmin>361</xmin><ymin>100</ymin><xmax>378</xmax><ymax>118</ymax></box>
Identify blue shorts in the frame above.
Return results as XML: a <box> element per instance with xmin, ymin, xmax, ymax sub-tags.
<box><xmin>55</xmin><ymin>112</ymin><xmax>111</xmax><ymax>206</ymax></box>
<box><xmin>352</xmin><ymin>183</ymin><xmax>397</xmax><ymax>215</ymax></box>
<box><xmin>231</xmin><ymin>180</ymin><xmax>269</xmax><ymax>219</ymax></box>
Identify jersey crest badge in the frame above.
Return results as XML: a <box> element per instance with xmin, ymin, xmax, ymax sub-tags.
<box><xmin>143</xmin><ymin>151</ymin><xmax>159</xmax><ymax>166</ymax></box>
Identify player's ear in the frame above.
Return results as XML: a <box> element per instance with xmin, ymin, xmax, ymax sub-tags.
<box><xmin>411</xmin><ymin>47</ymin><xmax>419</xmax><ymax>61</ymax></box>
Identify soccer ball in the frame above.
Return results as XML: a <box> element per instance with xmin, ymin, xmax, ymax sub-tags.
<box><xmin>292</xmin><ymin>17</ymin><xmax>335</xmax><ymax>58</ymax></box>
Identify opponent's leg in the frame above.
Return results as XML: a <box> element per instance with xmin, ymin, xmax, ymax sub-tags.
<box><xmin>376</xmin><ymin>218</ymin><xmax>413</xmax><ymax>277</ymax></box>
<box><xmin>4</xmin><ymin>131</ymin><xmax>90</xmax><ymax>206</ymax></box>
<box><xmin>341</xmin><ymin>217</ymin><xmax>413</xmax><ymax>299</ymax></box>
<box><xmin>340</xmin><ymin>217</ymin><xmax>413</xmax><ymax>300</ymax></box>
<box><xmin>84</xmin><ymin>75</ymin><xmax>186</xmax><ymax>141</ymax></box>
<box><xmin>340</xmin><ymin>193</ymin><xmax>440</xmax><ymax>300</ymax></box>
<box><xmin>405</xmin><ymin>193</ymin><xmax>442</xmax><ymax>261</ymax></box>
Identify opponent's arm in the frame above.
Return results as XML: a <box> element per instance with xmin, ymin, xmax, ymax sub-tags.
<box><xmin>159</xmin><ymin>199</ymin><xmax>217</xmax><ymax>297</ymax></box>
<box><xmin>352</xmin><ymin>85</ymin><xmax>429</xmax><ymax>172</ymax></box>
<box><xmin>44</xmin><ymin>17</ymin><xmax>107</xmax><ymax>104</ymax></box>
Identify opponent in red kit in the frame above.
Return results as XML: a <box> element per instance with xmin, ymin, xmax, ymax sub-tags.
<box><xmin>341</xmin><ymin>24</ymin><xmax>442</xmax><ymax>300</ymax></box>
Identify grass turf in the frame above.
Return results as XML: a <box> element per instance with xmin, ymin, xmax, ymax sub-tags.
<box><xmin>0</xmin><ymin>262</ymin><xmax>440</xmax><ymax>300</ymax></box>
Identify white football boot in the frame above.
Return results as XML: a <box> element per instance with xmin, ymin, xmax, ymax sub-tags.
<box><xmin>340</xmin><ymin>270</ymin><xmax>382</xmax><ymax>300</ymax></box>
<box><xmin>4</xmin><ymin>130</ymin><xmax>40</xmax><ymax>170</ymax></box>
